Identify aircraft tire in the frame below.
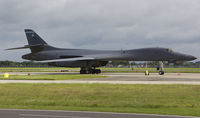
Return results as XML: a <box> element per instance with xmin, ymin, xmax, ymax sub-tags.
<box><xmin>91</xmin><ymin>69</ymin><xmax>96</xmax><ymax>74</ymax></box>
<box><xmin>80</xmin><ymin>70</ymin><xmax>84</xmax><ymax>74</ymax></box>
<box><xmin>80</xmin><ymin>69</ymin><xmax>101</xmax><ymax>74</ymax></box>
<box><xmin>80</xmin><ymin>70</ymin><xmax>87</xmax><ymax>74</ymax></box>
<box><xmin>96</xmin><ymin>69</ymin><xmax>101</xmax><ymax>74</ymax></box>
<box><xmin>86</xmin><ymin>70</ymin><xmax>91</xmax><ymax>74</ymax></box>
<box><xmin>159</xmin><ymin>71</ymin><xmax>164</xmax><ymax>75</ymax></box>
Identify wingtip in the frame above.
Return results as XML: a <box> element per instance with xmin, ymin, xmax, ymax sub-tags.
<box><xmin>5</xmin><ymin>48</ymin><xmax>13</xmax><ymax>50</ymax></box>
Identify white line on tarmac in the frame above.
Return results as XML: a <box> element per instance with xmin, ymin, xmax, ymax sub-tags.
<box><xmin>19</xmin><ymin>114</ymin><xmax>90</xmax><ymax>118</ymax></box>
<box><xmin>1</xmin><ymin>80</ymin><xmax>200</xmax><ymax>85</ymax></box>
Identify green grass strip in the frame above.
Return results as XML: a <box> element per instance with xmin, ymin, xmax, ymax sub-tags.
<box><xmin>0</xmin><ymin>84</ymin><xmax>200</xmax><ymax>116</ymax></box>
<box><xmin>0</xmin><ymin>75</ymin><xmax>106</xmax><ymax>80</ymax></box>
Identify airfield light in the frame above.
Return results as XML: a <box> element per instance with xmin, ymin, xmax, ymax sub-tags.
<box><xmin>4</xmin><ymin>73</ymin><xmax>9</xmax><ymax>78</ymax></box>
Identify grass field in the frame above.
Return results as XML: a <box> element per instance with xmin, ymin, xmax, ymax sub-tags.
<box><xmin>0</xmin><ymin>67</ymin><xmax>200</xmax><ymax>73</ymax></box>
<box><xmin>0</xmin><ymin>75</ymin><xmax>106</xmax><ymax>80</ymax></box>
<box><xmin>0</xmin><ymin>84</ymin><xmax>200</xmax><ymax>116</ymax></box>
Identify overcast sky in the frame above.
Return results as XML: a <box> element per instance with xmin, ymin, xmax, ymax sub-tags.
<box><xmin>0</xmin><ymin>0</ymin><xmax>200</xmax><ymax>61</ymax></box>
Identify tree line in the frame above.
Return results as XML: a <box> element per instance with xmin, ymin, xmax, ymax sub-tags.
<box><xmin>0</xmin><ymin>61</ymin><xmax>48</xmax><ymax>67</ymax></box>
<box><xmin>0</xmin><ymin>60</ymin><xmax>199</xmax><ymax>68</ymax></box>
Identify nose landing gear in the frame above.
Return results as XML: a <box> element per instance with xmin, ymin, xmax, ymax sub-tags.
<box><xmin>158</xmin><ymin>61</ymin><xmax>165</xmax><ymax>75</ymax></box>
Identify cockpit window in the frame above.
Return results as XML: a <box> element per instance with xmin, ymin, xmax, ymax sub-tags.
<box><xmin>166</xmin><ymin>48</ymin><xmax>173</xmax><ymax>53</ymax></box>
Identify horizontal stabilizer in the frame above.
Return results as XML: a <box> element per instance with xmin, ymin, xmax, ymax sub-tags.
<box><xmin>5</xmin><ymin>45</ymin><xmax>30</xmax><ymax>50</ymax></box>
<box><xmin>36</xmin><ymin>57</ymin><xmax>95</xmax><ymax>63</ymax></box>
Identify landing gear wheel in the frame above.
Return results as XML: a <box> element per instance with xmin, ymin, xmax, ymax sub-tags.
<box><xmin>80</xmin><ymin>70</ymin><xmax>88</xmax><ymax>74</ymax></box>
<box><xmin>80</xmin><ymin>70</ymin><xmax>85</xmax><ymax>74</ymax></box>
<box><xmin>80</xmin><ymin>67</ymin><xmax>101</xmax><ymax>74</ymax></box>
<box><xmin>91</xmin><ymin>69</ymin><xmax>96</xmax><ymax>74</ymax></box>
<box><xmin>159</xmin><ymin>71</ymin><xmax>164</xmax><ymax>75</ymax></box>
<box><xmin>95</xmin><ymin>69</ymin><xmax>101</xmax><ymax>74</ymax></box>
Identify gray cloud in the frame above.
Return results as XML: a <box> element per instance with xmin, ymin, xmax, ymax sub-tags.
<box><xmin>0</xmin><ymin>0</ymin><xmax>200</xmax><ymax>61</ymax></box>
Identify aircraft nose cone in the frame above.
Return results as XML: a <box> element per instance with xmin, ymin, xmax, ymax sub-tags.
<box><xmin>188</xmin><ymin>55</ymin><xmax>197</xmax><ymax>61</ymax></box>
<box><xmin>191</xmin><ymin>56</ymin><xmax>197</xmax><ymax>60</ymax></box>
<box><xmin>22</xmin><ymin>55</ymin><xmax>27</xmax><ymax>59</ymax></box>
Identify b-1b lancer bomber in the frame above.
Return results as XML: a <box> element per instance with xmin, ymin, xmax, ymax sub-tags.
<box><xmin>7</xmin><ymin>29</ymin><xmax>197</xmax><ymax>75</ymax></box>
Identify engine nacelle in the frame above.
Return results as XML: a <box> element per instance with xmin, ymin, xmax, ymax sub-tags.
<box><xmin>48</xmin><ymin>61</ymin><xmax>108</xmax><ymax>67</ymax></box>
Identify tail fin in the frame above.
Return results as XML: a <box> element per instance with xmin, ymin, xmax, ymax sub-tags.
<box><xmin>24</xmin><ymin>29</ymin><xmax>47</xmax><ymax>46</ymax></box>
<box><xmin>24</xmin><ymin>29</ymin><xmax>56</xmax><ymax>53</ymax></box>
<box><xmin>6</xmin><ymin>29</ymin><xmax>57</xmax><ymax>53</ymax></box>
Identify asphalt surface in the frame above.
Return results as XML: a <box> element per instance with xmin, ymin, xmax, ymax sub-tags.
<box><xmin>0</xmin><ymin>109</ymin><xmax>199</xmax><ymax>118</ymax></box>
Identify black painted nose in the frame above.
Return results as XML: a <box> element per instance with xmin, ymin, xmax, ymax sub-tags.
<box><xmin>22</xmin><ymin>55</ymin><xmax>28</xmax><ymax>59</ymax></box>
<box><xmin>187</xmin><ymin>55</ymin><xmax>197</xmax><ymax>61</ymax></box>
<box><xmin>190</xmin><ymin>56</ymin><xmax>197</xmax><ymax>60</ymax></box>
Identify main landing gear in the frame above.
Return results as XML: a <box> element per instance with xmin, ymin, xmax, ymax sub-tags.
<box><xmin>80</xmin><ymin>67</ymin><xmax>101</xmax><ymax>74</ymax></box>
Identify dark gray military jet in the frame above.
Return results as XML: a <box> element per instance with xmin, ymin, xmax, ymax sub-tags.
<box><xmin>7</xmin><ymin>29</ymin><xmax>197</xmax><ymax>75</ymax></box>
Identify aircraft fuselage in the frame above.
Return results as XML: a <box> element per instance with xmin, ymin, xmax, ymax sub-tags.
<box><xmin>22</xmin><ymin>47</ymin><xmax>196</xmax><ymax>67</ymax></box>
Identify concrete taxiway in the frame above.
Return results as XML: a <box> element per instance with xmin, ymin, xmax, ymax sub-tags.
<box><xmin>0</xmin><ymin>109</ymin><xmax>199</xmax><ymax>118</ymax></box>
<box><xmin>0</xmin><ymin>72</ymin><xmax>200</xmax><ymax>84</ymax></box>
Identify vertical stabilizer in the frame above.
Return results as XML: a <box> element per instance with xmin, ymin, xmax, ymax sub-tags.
<box><xmin>24</xmin><ymin>29</ymin><xmax>56</xmax><ymax>53</ymax></box>
<box><xmin>24</xmin><ymin>29</ymin><xmax>47</xmax><ymax>46</ymax></box>
<box><xmin>6</xmin><ymin>29</ymin><xmax>58</xmax><ymax>53</ymax></box>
